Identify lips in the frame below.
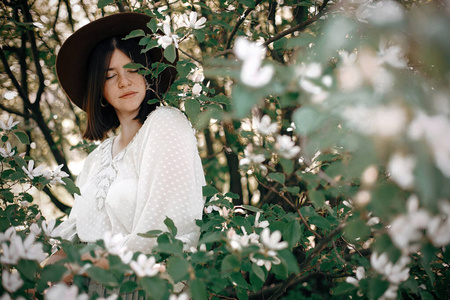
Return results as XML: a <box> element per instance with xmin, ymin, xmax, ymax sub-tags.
<box><xmin>119</xmin><ymin>91</ymin><xmax>137</xmax><ymax>99</ymax></box>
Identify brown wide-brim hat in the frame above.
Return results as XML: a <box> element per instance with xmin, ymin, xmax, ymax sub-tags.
<box><xmin>56</xmin><ymin>12</ymin><xmax>178</xmax><ymax>111</ymax></box>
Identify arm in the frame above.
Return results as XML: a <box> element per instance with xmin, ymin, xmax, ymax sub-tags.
<box><xmin>124</xmin><ymin>107</ymin><xmax>206</xmax><ymax>253</ymax></box>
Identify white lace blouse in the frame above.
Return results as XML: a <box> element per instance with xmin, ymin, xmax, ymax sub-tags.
<box><xmin>57</xmin><ymin>106</ymin><xmax>206</xmax><ymax>253</ymax></box>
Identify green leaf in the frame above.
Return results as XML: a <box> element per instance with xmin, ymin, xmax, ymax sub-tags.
<box><xmin>273</xmin><ymin>37</ymin><xmax>288</xmax><ymax>50</ymax></box>
<box><xmin>164</xmin><ymin>216</ymin><xmax>178</xmax><ymax>237</ymax></box>
<box><xmin>124</xmin><ymin>29</ymin><xmax>145</xmax><ymax>40</ymax></box>
<box><xmin>309</xmin><ymin>190</ymin><xmax>326</xmax><ymax>209</ymax></box>
<box><xmin>16</xmin><ymin>259</ymin><xmax>38</xmax><ymax>281</ymax></box>
<box><xmin>281</xmin><ymin>186</ymin><xmax>300</xmax><ymax>195</ymax></box>
<box><xmin>279</xmin><ymin>157</ymin><xmax>294</xmax><ymax>175</ymax></box>
<box><xmin>283</xmin><ymin>219</ymin><xmax>301</xmax><ymax>248</ymax></box>
<box><xmin>286</xmin><ymin>34</ymin><xmax>315</xmax><ymax>48</ymax></box>
<box><xmin>241</xmin><ymin>205</ymin><xmax>263</xmax><ymax>213</ymax></box>
<box><xmin>164</xmin><ymin>44</ymin><xmax>177</xmax><ymax>63</ymax></box>
<box><xmin>331</xmin><ymin>282</ymin><xmax>355</xmax><ymax>295</ymax></box>
<box><xmin>62</xmin><ymin>178</ymin><xmax>81</xmax><ymax>195</ymax></box>
<box><xmin>97</xmin><ymin>0</ymin><xmax>114</xmax><ymax>8</ymax></box>
<box><xmin>40</xmin><ymin>264</ymin><xmax>67</xmax><ymax>282</ymax></box>
<box><xmin>198</xmin><ymin>231</ymin><xmax>223</xmax><ymax>244</ymax></box>
<box><xmin>203</xmin><ymin>185</ymin><xmax>219</xmax><ymax>197</ymax></box>
<box><xmin>268</xmin><ymin>172</ymin><xmax>286</xmax><ymax>185</ymax></box>
<box><xmin>237</xmin><ymin>0</ymin><xmax>255</xmax><ymax>8</ymax></box>
<box><xmin>185</xmin><ymin>98</ymin><xmax>201</xmax><ymax>122</ymax></box>
<box><xmin>369</xmin><ymin>276</ymin><xmax>389</xmax><ymax>300</ymax></box>
<box><xmin>86</xmin><ymin>266</ymin><xmax>119</xmax><ymax>287</ymax></box>
<box><xmin>13</xmin><ymin>131</ymin><xmax>30</xmax><ymax>144</ymax></box>
<box><xmin>194</xmin><ymin>30</ymin><xmax>206</xmax><ymax>42</ymax></box>
<box><xmin>225</xmin><ymin>192</ymin><xmax>240</xmax><ymax>199</ymax></box>
<box><xmin>191</xmin><ymin>279</ymin><xmax>208</xmax><ymax>300</ymax></box>
<box><xmin>147</xmin><ymin>98</ymin><xmax>159</xmax><ymax>105</ymax></box>
<box><xmin>167</xmin><ymin>256</ymin><xmax>190</xmax><ymax>282</ymax></box>
<box><xmin>221</xmin><ymin>254</ymin><xmax>241</xmax><ymax>273</ymax></box>
<box><xmin>293</xmin><ymin>106</ymin><xmax>325</xmax><ymax>135</ymax></box>
<box><xmin>251</xmin><ymin>263</ymin><xmax>266</xmax><ymax>282</ymax></box>
<box><xmin>309</xmin><ymin>215</ymin><xmax>331</xmax><ymax>231</ymax></box>
<box><xmin>147</xmin><ymin>18</ymin><xmax>158</xmax><ymax>33</ymax></box>
<box><xmin>344</xmin><ymin>218</ymin><xmax>370</xmax><ymax>242</ymax></box>
<box><xmin>140</xmin><ymin>276</ymin><xmax>169</xmax><ymax>300</ymax></box>
<box><xmin>137</xmin><ymin>229</ymin><xmax>162</xmax><ymax>238</ymax></box>
<box><xmin>232</xmin><ymin>84</ymin><xmax>260</xmax><ymax>119</ymax></box>
<box><xmin>120</xmin><ymin>280</ymin><xmax>138</xmax><ymax>294</ymax></box>
<box><xmin>141</xmin><ymin>40</ymin><xmax>159</xmax><ymax>53</ymax></box>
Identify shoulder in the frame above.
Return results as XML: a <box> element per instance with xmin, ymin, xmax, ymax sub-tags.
<box><xmin>144</xmin><ymin>106</ymin><xmax>192</xmax><ymax>132</ymax></box>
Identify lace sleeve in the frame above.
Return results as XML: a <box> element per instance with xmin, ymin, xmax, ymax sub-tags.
<box><xmin>124</xmin><ymin>107</ymin><xmax>206</xmax><ymax>253</ymax></box>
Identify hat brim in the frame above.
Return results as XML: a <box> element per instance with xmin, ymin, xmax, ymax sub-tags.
<box><xmin>56</xmin><ymin>12</ymin><xmax>177</xmax><ymax>111</ymax></box>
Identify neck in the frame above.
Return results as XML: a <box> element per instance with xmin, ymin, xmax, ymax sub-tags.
<box><xmin>114</xmin><ymin>115</ymin><xmax>142</xmax><ymax>154</ymax></box>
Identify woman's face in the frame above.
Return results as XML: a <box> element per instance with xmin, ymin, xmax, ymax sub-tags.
<box><xmin>103</xmin><ymin>49</ymin><xmax>146</xmax><ymax>119</ymax></box>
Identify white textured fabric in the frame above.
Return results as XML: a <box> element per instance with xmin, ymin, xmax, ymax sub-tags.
<box><xmin>57</xmin><ymin>106</ymin><xmax>206</xmax><ymax>253</ymax></box>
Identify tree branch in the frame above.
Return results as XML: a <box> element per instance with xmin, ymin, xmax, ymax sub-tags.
<box><xmin>257</xmin><ymin>178</ymin><xmax>322</xmax><ymax>239</ymax></box>
<box><xmin>0</xmin><ymin>48</ymin><xmax>30</xmax><ymax>104</ymax></box>
<box><xmin>225</xmin><ymin>0</ymin><xmax>263</xmax><ymax>50</ymax></box>
<box><xmin>0</xmin><ymin>103</ymin><xmax>25</xmax><ymax>117</ymax></box>
<box><xmin>267</xmin><ymin>219</ymin><xmax>347</xmax><ymax>300</ymax></box>
<box><xmin>263</xmin><ymin>0</ymin><xmax>330</xmax><ymax>47</ymax></box>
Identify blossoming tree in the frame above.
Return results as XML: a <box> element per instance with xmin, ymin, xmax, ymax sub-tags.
<box><xmin>1</xmin><ymin>0</ymin><xmax>450</xmax><ymax>299</ymax></box>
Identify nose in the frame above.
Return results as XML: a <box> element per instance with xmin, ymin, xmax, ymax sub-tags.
<box><xmin>118</xmin><ymin>73</ymin><xmax>132</xmax><ymax>88</ymax></box>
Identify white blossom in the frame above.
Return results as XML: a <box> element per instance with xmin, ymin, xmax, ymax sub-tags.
<box><xmin>234</xmin><ymin>37</ymin><xmax>274</xmax><ymax>88</ymax></box>
<box><xmin>226</xmin><ymin>228</ymin><xmax>260</xmax><ymax>252</ymax></box>
<box><xmin>371</xmin><ymin>252</ymin><xmax>410</xmax><ymax>285</ymax></box>
<box><xmin>50</xmin><ymin>164</ymin><xmax>69</xmax><ymax>185</ymax></box>
<box><xmin>45</xmin><ymin>284</ymin><xmax>88</xmax><ymax>300</ymax></box>
<box><xmin>30</xmin><ymin>223</ymin><xmax>41</xmax><ymax>235</ymax></box>
<box><xmin>346</xmin><ymin>266</ymin><xmax>365</xmax><ymax>286</ymax></box>
<box><xmin>0</xmin><ymin>116</ymin><xmax>19</xmax><ymax>131</ymax></box>
<box><xmin>249</xmin><ymin>252</ymin><xmax>280</xmax><ymax>271</ymax></box>
<box><xmin>296</xmin><ymin>62</ymin><xmax>324</xmax><ymax>95</ymax></box>
<box><xmin>239</xmin><ymin>146</ymin><xmax>267</xmax><ymax>173</ymax></box>
<box><xmin>253</xmin><ymin>115</ymin><xmax>277</xmax><ymax>136</ymax></box>
<box><xmin>181</xmin><ymin>11</ymin><xmax>207</xmax><ymax>29</ymax></box>
<box><xmin>157</xmin><ymin>23</ymin><xmax>179</xmax><ymax>49</ymax></box>
<box><xmin>378</xmin><ymin>41</ymin><xmax>408</xmax><ymax>69</ymax></box>
<box><xmin>130</xmin><ymin>254</ymin><xmax>159</xmax><ymax>277</ymax></box>
<box><xmin>22</xmin><ymin>160</ymin><xmax>44</xmax><ymax>180</ymax></box>
<box><xmin>192</xmin><ymin>83</ymin><xmax>202</xmax><ymax>96</ymax></box>
<box><xmin>260</xmin><ymin>228</ymin><xmax>288</xmax><ymax>251</ymax></box>
<box><xmin>204</xmin><ymin>205</ymin><xmax>220</xmax><ymax>214</ymax></box>
<box><xmin>426</xmin><ymin>200</ymin><xmax>450</xmax><ymax>247</ymax></box>
<box><xmin>408</xmin><ymin>111</ymin><xmax>450</xmax><ymax>177</ymax></box>
<box><xmin>275</xmin><ymin>135</ymin><xmax>301</xmax><ymax>159</ymax></box>
<box><xmin>42</xmin><ymin>219</ymin><xmax>57</xmax><ymax>237</ymax></box>
<box><xmin>1</xmin><ymin>242</ymin><xmax>21</xmax><ymax>264</ymax></box>
<box><xmin>2</xmin><ymin>270</ymin><xmax>23</xmax><ymax>293</ymax></box>
<box><xmin>103</xmin><ymin>231</ymin><xmax>132</xmax><ymax>263</ymax></box>
<box><xmin>0</xmin><ymin>142</ymin><xmax>15</xmax><ymax>158</ymax></box>
<box><xmin>169</xmin><ymin>293</ymin><xmax>189</xmax><ymax>300</ymax></box>
<box><xmin>368</xmin><ymin>0</ymin><xmax>405</xmax><ymax>25</ymax></box>
<box><xmin>389</xmin><ymin>195</ymin><xmax>430</xmax><ymax>253</ymax></box>
<box><xmin>17</xmin><ymin>234</ymin><xmax>48</xmax><ymax>261</ymax></box>
<box><xmin>254</xmin><ymin>212</ymin><xmax>269</xmax><ymax>228</ymax></box>
<box><xmin>0</xmin><ymin>227</ymin><xmax>16</xmax><ymax>243</ymax></box>
<box><xmin>379</xmin><ymin>284</ymin><xmax>399</xmax><ymax>300</ymax></box>
<box><xmin>355</xmin><ymin>0</ymin><xmax>376</xmax><ymax>23</ymax></box>
<box><xmin>342</xmin><ymin>104</ymin><xmax>407</xmax><ymax>138</ymax></box>
<box><xmin>387</xmin><ymin>153</ymin><xmax>416</xmax><ymax>189</ymax></box>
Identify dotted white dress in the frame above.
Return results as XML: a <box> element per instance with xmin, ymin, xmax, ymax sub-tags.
<box><xmin>57</xmin><ymin>106</ymin><xmax>206</xmax><ymax>253</ymax></box>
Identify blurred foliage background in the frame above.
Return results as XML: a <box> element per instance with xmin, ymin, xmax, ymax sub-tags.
<box><xmin>1</xmin><ymin>0</ymin><xmax>450</xmax><ymax>299</ymax></box>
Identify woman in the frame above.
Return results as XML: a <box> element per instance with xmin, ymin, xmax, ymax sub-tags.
<box><xmin>53</xmin><ymin>13</ymin><xmax>205</xmax><ymax>257</ymax></box>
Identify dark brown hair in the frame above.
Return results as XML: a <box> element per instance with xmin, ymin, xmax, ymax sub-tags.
<box><xmin>83</xmin><ymin>36</ymin><xmax>158</xmax><ymax>141</ymax></box>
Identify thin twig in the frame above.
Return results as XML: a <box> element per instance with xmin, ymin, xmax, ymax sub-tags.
<box><xmin>225</xmin><ymin>0</ymin><xmax>263</xmax><ymax>50</ymax></box>
<box><xmin>263</xmin><ymin>0</ymin><xmax>330</xmax><ymax>47</ymax></box>
<box><xmin>178</xmin><ymin>48</ymin><xmax>202</xmax><ymax>65</ymax></box>
<box><xmin>257</xmin><ymin>179</ymin><xmax>322</xmax><ymax>239</ymax></box>
<box><xmin>267</xmin><ymin>219</ymin><xmax>346</xmax><ymax>300</ymax></box>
